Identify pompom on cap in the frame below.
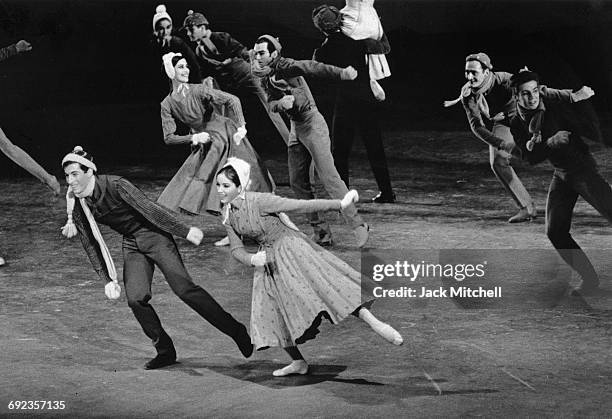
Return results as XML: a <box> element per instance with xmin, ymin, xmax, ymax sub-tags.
<box><xmin>73</xmin><ymin>145</ymin><xmax>83</xmax><ymax>153</ymax></box>
<box><xmin>156</xmin><ymin>4</ymin><xmax>166</xmax><ymax>13</ymax></box>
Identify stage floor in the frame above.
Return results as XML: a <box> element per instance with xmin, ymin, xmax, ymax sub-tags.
<box><xmin>1</xmin><ymin>130</ymin><xmax>611</xmax><ymax>417</ymax></box>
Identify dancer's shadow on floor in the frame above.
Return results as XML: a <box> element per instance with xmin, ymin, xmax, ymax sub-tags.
<box><xmin>171</xmin><ymin>359</ymin><xmax>384</xmax><ymax>388</ymax></box>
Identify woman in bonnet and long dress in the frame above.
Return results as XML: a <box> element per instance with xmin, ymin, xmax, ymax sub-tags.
<box><xmin>216</xmin><ymin>157</ymin><xmax>403</xmax><ymax>377</ymax></box>
<box><xmin>158</xmin><ymin>52</ymin><xmax>274</xmax><ymax>245</ymax></box>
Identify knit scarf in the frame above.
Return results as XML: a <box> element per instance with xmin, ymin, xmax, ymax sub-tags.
<box><xmin>517</xmin><ymin>100</ymin><xmax>546</xmax><ymax>151</ymax></box>
<box><xmin>250</xmin><ymin>51</ymin><xmax>281</xmax><ymax>78</ymax></box>
<box><xmin>444</xmin><ymin>71</ymin><xmax>494</xmax><ymax>119</ymax></box>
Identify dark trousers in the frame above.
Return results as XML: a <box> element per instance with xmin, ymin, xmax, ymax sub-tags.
<box><xmin>331</xmin><ymin>95</ymin><xmax>392</xmax><ymax>194</ymax></box>
<box><xmin>546</xmin><ymin>166</ymin><xmax>612</xmax><ymax>282</ymax></box>
<box><xmin>122</xmin><ymin>229</ymin><xmax>244</xmax><ymax>356</ymax></box>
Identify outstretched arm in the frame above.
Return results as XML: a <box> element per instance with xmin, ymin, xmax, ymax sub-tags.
<box><xmin>0</xmin><ymin>127</ymin><xmax>59</xmax><ymax>193</ymax></box>
<box><xmin>276</xmin><ymin>57</ymin><xmax>349</xmax><ymax>80</ymax></box>
<box><xmin>0</xmin><ymin>40</ymin><xmax>31</xmax><ymax>62</ymax></box>
<box><xmin>540</xmin><ymin>85</ymin><xmax>594</xmax><ymax>103</ymax></box>
<box><xmin>255</xmin><ymin>192</ymin><xmax>341</xmax><ymax>215</ymax></box>
<box><xmin>116</xmin><ymin>178</ymin><xmax>191</xmax><ymax>238</ymax></box>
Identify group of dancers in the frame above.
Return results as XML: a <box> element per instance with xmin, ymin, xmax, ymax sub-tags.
<box><xmin>1</xmin><ymin>0</ymin><xmax>610</xmax><ymax>375</ymax></box>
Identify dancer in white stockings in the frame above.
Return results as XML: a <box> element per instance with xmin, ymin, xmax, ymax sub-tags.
<box><xmin>217</xmin><ymin>158</ymin><xmax>402</xmax><ymax>377</ymax></box>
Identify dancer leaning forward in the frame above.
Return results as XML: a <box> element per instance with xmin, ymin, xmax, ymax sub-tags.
<box><xmin>216</xmin><ymin>157</ymin><xmax>403</xmax><ymax>377</ymax></box>
<box><xmin>61</xmin><ymin>146</ymin><xmax>253</xmax><ymax>369</ymax></box>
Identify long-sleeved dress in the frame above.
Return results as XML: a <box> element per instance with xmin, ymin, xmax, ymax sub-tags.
<box><xmin>224</xmin><ymin>192</ymin><xmax>373</xmax><ymax>350</ymax></box>
<box><xmin>159</xmin><ymin>84</ymin><xmax>274</xmax><ymax>215</ymax></box>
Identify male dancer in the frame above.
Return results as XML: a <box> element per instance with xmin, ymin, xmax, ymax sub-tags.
<box><xmin>181</xmin><ymin>10</ymin><xmax>290</xmax><ymax>145</ymax></box>
<box><xmin>1</xmin><ymin>40</ymin><xmax>61</xmax><ymax>266</ymax></box>
<box><xmin>508</xmin><ymin>70</ymin><xmax>603</xmax><ymax>295</ymax></box>
<box><xmin>251</xmin><ymin>35</ymin><xmax>369</xmax><ymax>247</ymax></box>
<box><xmin>312</xmin><ymin>5</ymin><xmax>395</xmax><ymax>203</ymax></box>
<box><xmin>446</xmin><ymin>53</ymin><xmax>592</xmax><ymax>222</ymax></box>
<box><xmin>61</xmin><ymin>146</ymin><xmax>252</xmax><ymax>369</ymax></box>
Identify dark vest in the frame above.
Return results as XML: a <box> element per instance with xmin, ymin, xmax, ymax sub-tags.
<box><xmin>84</xmin><ymin>175</ymin><xmax>153</xmax><ymax>237</ymax></box>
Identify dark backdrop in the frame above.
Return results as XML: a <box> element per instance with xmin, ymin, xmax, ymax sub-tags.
<box><xmin>1</xmin><ymin>0</ymin><xmax>611</xmax><ymax>174</ymax></box>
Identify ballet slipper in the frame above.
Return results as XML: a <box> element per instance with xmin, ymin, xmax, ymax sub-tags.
<box><xmin>272</xmin><ymin>360</ymin><xmax>309</xmax><ymax>377</ymax></box>
<box><xmin>372</xmin><ymin>323</ymin><xmax>404</xmax><ymax>346</ymax></box>
<box><xmin>214</xmin><ymin>236</ymin><xmax>230</xmax><ymax>247</ymax></box>
<box><xmin>359</xmin><ymin>308</ymin><xmax>403</xmax><ymax>345</ymax></box>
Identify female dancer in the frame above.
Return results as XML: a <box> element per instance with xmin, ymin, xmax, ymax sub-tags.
<box><xmin>159</xmin><ymin>52</ymin><xmax>274</xmax><ymax>245</ymax></box>
<box><xmin>217</xmin><ymin>157</ymin><xmax>403</xmax><ymax>377</ymax></box>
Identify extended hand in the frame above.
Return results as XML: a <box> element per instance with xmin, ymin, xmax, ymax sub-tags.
<box><xmin>279</xmin><ymin>95</ymin><xmax>295</xmax><ymax>110</ymax></box>
<box><xmin>104</xmin><ymin>280</ymin><xmax>121</xmax><ymax>300</ymax></box>
<box><xmin>191</xmin><ymin>132</ymin><xmax>210</xmax><ymax>145</ymax></box>
<box><xmin>15</xmin><ymin>40</ymin><xmax>32</xmax><ymax>53</ymax></box>
<box><xmin>233</xmin><ymin>126</ymin><xmax>247</xmax><ymax>145</ymax></box>
<box><xmin>571</xmin><ymin>86</ymin><xmax>595</xmax><ymax>102</ymax></box>
<box><xmin>341</xmin><ymin>66</ymin><xmax>358</xmax><ymax>80</ymax></box>
<box><xmin>341</xmin><ymin>189</ymin><xmax>359</xmax><ymax>210</ymax></box>
<box><xmin>186</xmin><ymin>227</ymin><xmax>204</xmax><ymax>245</ymax></box>
<box><xmin>250</xmin><ymin>250</ymin><xmax>267</xmax><ymax>267</ymax></box>
<box><xmin>547</xmin><ymin>130</ymin><xmax>571</xmax><ymax>148</ymax></box>
<box><xmin>46</xmin><ymin>175</ymin><xmax>61</xmax><ymax>196</ymax></box>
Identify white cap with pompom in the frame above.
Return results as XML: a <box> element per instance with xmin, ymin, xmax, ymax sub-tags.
<box><xmin>153</xmin><ymin>4</ymin><xmax>172</xmax><ymax>31</ymax></box>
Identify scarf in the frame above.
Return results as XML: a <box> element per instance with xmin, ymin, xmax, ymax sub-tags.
<box><xmin>444</xmin><ymin>71</ymin><xmax>494</xmax><ymax>119</ymax></box>
<box><xmin>517</xmin><ymin>100</ymin><xmax>546</xmax><ymax>151</ymax></box>
<box><xmin>61</xmin><ymin>176</ymin><xmax>118</xmax><ymax>281</ymax></box>
<box><xmin>250</xmin><ymin>35</ymin><xmax>283</xmax><ymax>78</ymax></box>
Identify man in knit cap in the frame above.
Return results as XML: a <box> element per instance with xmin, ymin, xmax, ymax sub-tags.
<box><xmin>61</xmin><ymin>146</ymin><xmax>253</xmax><ymax>369</ymax></box>
<box><xmin>445</xmin><ymin>53</ymin><xmax>594</xmax><ymax>223</ymax></box>
<box><xmin>251</xmin><ymin>34</ymin><xmax>369</xmax><ymax>248</ymax></box>
<box><xmin>181</xmin><ymin>10</ymin><xmax>290</xmax><ymax>145</ymax></box>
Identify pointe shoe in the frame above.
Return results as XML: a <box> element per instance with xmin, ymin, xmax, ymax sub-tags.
<box><xmin>508</xmin><ymin>203</ymin><xmax>537</xmax><ymax>223</ymax></box>
<box><xmin>0</xmin><ymin>256</ymin><xmax>5</xmax><ymax>266</ymax></box>
<box><xmin>214</xmin><ymin>236</ymin><xmax>230</xmax><ymax>247</ymax></box>
<box><xmin>373</xmin><ymin>323</ymin><xmax>403</xmax><ymax>346</ymax></box>
<box><xmin>272</xmin><ymin>360</ymin><xmax>309</xmax><ymax>377</ymax></box>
